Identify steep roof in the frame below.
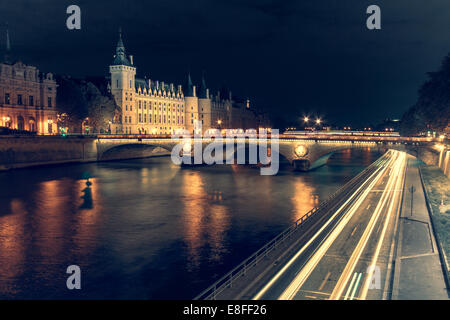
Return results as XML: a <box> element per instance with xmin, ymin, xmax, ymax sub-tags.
<box><xmin>135</xmin><ymin>77</ymin><xmax>183</xmax><ymax>96</ymax></box>
<box><xmin>112</xmin><ymin>28</ymin><xmax>132</xmax><ymax>66</ymax></box>
<box><xmin>184</xmin><ymin>72</ymin><xmax>195</xmax><ymax>97</ymax></box>
<box><xmin>198</xmin><ymin>72</ymin><xmax>208</xmax><ymax>99</ymax></box>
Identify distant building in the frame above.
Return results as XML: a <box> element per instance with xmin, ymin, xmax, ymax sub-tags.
<box><xmin>0</xmin><ymin>27</ymin><xmax>57</xmax><ymax>134</ymax></box>
<box><xmin>108</xmin><ymin>29</ymin><xmax>269</xmax><ymax>134</ymax></box>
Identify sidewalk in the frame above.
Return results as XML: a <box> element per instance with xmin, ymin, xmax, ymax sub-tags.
<box><xmin>392</xmin><ymin>156</ymin><xmax>449</xmax><ymax>300</ymax></box>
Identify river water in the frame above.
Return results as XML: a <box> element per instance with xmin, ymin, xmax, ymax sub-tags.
<box><xmin>0</xmin><ymin>148</ymin><xmax>381</xmax><ymax>299</ymax></box>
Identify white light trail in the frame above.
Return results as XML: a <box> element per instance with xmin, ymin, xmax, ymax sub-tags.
<box><xmin>252</xmin><ymin>152</ymin><xmax>394</xmax><ymax>300</ymax></box>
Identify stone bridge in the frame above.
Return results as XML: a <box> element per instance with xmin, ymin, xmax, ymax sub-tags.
<box><xmin>0</xmin><ymin>135</ymin><xmax>447</xmax><ymax>176</ymax></box>
<box><xmin>96</xmin><ymin>135</ymin><xmax>444</xmax><ymax>172</ymax></box>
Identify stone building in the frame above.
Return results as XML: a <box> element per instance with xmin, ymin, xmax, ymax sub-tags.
<box><xmin>109</xmin><ymin>29</ymin><xmax>270</xmax><ymax>135</ymax></box>
<box><xmin>0</xmin><ymin>28</ymin><xmax>57</xmax><ymax>134</ymax></box>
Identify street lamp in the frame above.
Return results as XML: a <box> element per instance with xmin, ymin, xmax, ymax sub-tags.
<box><xmin>315</xmin><ymin>118</ymin><xmax>321</xmax><ymax>125</ymax></box>
<box><xmin>2</xmin><ymin>116</ymin><xmax>10</xmax><ymax>126</ymax></box>
<box><xmin>303</xmin><ymin>116</ymin><xmax>309</xmax><ymax>123</ymax></box>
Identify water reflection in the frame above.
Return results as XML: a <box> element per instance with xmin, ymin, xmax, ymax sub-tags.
<box><xmin>183</xmin><ymin>171</ymin><xmax>205</xmax><ymax>269</ymax></box>
<box><xmin>72</xmin><ymin>178</ymin><xmax>102</xmax><ymax>258</ymax></box>
<box><xmin>0</xmin><ymin>148</ymin><xmax>381</xmax><ymax>299</ymax></box>
<box><xmin>182</xmin><ymin>171</ymin><xmax>230</xmax><ymax>270</ymax></box>
<box><xmin>291</xmin><ymin>180</ymin><xmax>318</xmax><ymax>223</ymax></box>
<box><xmin>0</xmin><ymin>199</ymin><xmax>26</xmax><ymax>295</ymax></box>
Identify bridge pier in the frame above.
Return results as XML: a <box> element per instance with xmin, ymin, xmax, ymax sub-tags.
<box><xmin>292</xmin><ymin>159</ymin><xmax>310</xmax><ymax>171</ymax></box>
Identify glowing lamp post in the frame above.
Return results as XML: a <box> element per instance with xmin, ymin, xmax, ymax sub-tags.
<box><xmin>2</xmin><ymin>116</ymin><xmax>10</xmax><ymax>127</ymax></box>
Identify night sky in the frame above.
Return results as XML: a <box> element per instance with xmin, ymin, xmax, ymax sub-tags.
<box><xmin>1</xmin><ymin>0</ymin><xmax>450</xmax><ymax>127</ymax></box>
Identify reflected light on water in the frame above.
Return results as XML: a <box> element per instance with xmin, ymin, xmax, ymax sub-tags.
<box><xmin>182</xmin><ymin>170</ymin><xmax>230</xmax><ymax>269</ymax></box>
<box><xmin>0</xmin><ymin>150</ymin><xmax>381</xmax><ymax>299</ymax></box>
<box><xmin>183</xmin><ymin>171</ymin><xmax>206</xmax><ymax>269</ymax></box>
<box><xmin>207</xmin><ymin>203</ymin><xmax>229</xmax><ymax>262</ymax></box>
<box><xmin>0</xmin><ymin>199</ymin><xmax>26</xmax><ymax>294</ymax></box>
<box><xmin>291</xmin><ymin>180</ymin><xmax>318</xmax><ymax>223</ymax></box>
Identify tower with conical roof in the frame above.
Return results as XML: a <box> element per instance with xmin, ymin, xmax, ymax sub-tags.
<box><xmin>185</xmin><ymin>72</ymin><xmax>195</xmax><ymax>97</ymax></box>
<box><xmin>109</xmin><ymin>28</ymin><xmax>136</xmax><ymax>134</ymax></box>
<box><xmin>112</xmin><ymin>27</ymin><xmax>131</xmax><ymax>67</ymax></box>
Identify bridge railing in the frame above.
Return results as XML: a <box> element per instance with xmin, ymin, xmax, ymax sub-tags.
<box><xmin>194</xmin><ymin>154</ymin><xmax>387</xmax><ymax>300</ymax></box>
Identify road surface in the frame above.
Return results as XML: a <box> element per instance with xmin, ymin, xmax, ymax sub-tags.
<box><xmin>253</xmin><ymin>150</ymin><xmax>407</xmax><ymax>300</ymax></box>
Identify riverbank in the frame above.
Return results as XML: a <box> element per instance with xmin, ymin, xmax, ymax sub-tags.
<box><xmin>0</xmin><ymin>136</ymin><xmax>171</xmax><ymax>171</ymax></box>
<box><xmin>419</xmin><ymin>163</ymin><xmax>450</xmax><ymax>286</ymax></box>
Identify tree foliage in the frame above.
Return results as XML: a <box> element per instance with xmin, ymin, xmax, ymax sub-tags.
<box><xmin>401</xmin><ymin>54</ymin><xmax>450</xmax><ymax>136</ymax></box>
<box><xmin>56</xmin><ymin>76</ymin><xmax>119</xmax><ymax>133</ymax></box>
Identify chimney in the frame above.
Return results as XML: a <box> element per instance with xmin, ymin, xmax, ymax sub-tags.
<box><xmin>178</xmin><ymin>85</ymin><xmax>182</xmax><ymax>93</ymax></box>
<box><xmin>206</xmin><ymin>88</ymin><xmax>210</xmax><ymax>99</ymax></box>
<box><xmin>193</xmin><ymin>85</ymin><xmax>196</xmax><ymax>97</ymax></box>
<box><xmin>129</xmin><ymin>55</ymin><xmax>134</xmax><ymax>65</ymax></box>
<box><xmin>148</xmin><ymin>79</ymin><xmax>151</xmax><ymax>88</ymax></box>
<box><xmin>156</xmin><ymin>80</ymin><xmax>159</xmax><ymax>90</ymax></box>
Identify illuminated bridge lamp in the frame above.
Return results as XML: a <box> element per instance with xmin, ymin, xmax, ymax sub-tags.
<box><xmin>295</xmin><ymin>145</ymin><xmax>308</xmax><ymax>157</ymax></box>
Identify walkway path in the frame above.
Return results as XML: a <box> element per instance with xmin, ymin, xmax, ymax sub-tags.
<box><xmin>392</xmin><ymin>156</ymin><xmax>448</xmax><ymax>300</ymax></box>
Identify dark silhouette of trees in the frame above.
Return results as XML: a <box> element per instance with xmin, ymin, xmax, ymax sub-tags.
<box><xmin>401</xmin><ymin>54</ymin><xmax>450</xmax><ymax>136</ymax></box>
<box><xmin>56</xmin><ymin>76</ymin><xmax>119</xmax><ymax>133</ymax></box>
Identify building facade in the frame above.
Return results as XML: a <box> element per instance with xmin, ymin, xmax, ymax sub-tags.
<box><xmin>109</xmin><ymin>30</ymin><xmax>270</xmax><ymax>135</ymax></box>
<box><xmin>0</xmin><ymin>28</ymin><xmax>57</xmax><ymax>134</ymax></box>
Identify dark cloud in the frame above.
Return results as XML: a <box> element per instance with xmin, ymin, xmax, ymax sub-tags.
<box><xmin>1</xmin><ymin>0</ymin><xmax>450</xmax><ymax>126</ymax></box>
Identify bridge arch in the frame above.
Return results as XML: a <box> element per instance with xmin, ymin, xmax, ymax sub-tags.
<box><xmin>98</xmin><ymin>142</ymin><xmax>173</xmax><ymax>161</ymax></box>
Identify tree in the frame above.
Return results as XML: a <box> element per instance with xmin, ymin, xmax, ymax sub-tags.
<box><xmin>82</xmin><ymin>82</ymin><xmax>117</xmax><ymax>133</ymax></box>
<box><xmin>56</xmin><ymin>76</ymin><xmax>88</xmax><ymax>133</ymax></box>
<box><xmin>401</xmin><ymin>54</ymin><xmax>450</xmax><ymax>136</ymax></box>
<box><xmin>56</xmin><ymin>76</ymin><xmax>119</xmax><ymax>133</ymax></box>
